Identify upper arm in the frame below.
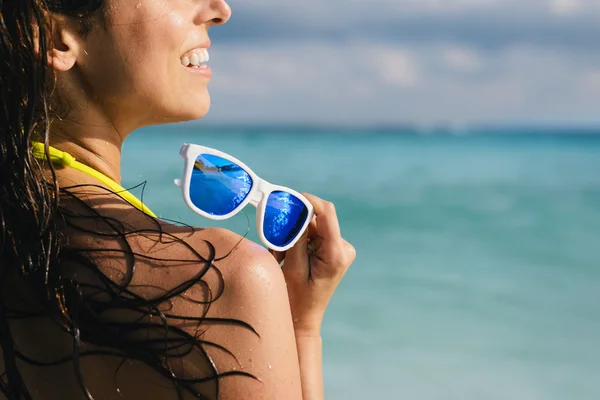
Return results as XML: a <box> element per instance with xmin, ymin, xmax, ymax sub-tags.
<box><xmin>199</xmin><ymin>230</ymin><xmax>303</xmax><ymax>400</ymax></box>
<box><xmin>156</xmin><ymin>227</ymin><xmax>303</xmax><ymax>400</ymax></box>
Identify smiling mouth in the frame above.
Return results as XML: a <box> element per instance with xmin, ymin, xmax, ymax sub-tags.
<box><xmin>180</xmin><ymin>48</ymin><xmax>209</xmax><ymax>68</ymax></box>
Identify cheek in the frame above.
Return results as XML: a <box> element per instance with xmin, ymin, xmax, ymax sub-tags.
<box><xmin>124</xmin><ymin>11</ymin><xmax>186</xmax><ymax>78</ymax></box>
<box><xmin>86</xmin><ymin>2</ymin><xmax>210</xmax><ymax>120</ymax></box>
<box><xmin>104</xmin><ymin>1</ymin><xmax>186</xmax><ymax>73</ymax></box>
<box><xmin>93</xmin><ymin>13</ymin><xmax>182</xmax><ymax>99</ymax></box>
<box><xmin>127</xmin><ymin>14</ymin><xmax>210</xmax><ymax>117</ymax></box>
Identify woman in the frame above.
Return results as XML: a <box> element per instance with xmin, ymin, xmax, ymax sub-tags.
<box><xmin>0</xmin><ymin>0</ymin><xmax>355</xmax><ymax>399</ymax></box>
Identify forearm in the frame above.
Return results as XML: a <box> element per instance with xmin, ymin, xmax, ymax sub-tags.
<box><xmin>295</xmin><ymin>332</ymin><xmax>324</xmax><ymax>400</ymax></box>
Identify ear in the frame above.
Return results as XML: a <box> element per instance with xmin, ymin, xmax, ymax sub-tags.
<box><xmin>46</xmin><ymin>15</ymin><xmax>84</xmax><ymax>72</ymax></box>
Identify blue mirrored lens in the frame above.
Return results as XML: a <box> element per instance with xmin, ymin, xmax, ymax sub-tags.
<box><xmin>189</xmin><ymin>154</ymin><xmax>252</xmax><ymax>216</ymax></box>
<box><xmin>264</xmin><ymin>191</ymin><xmax>309</xmax><ymax>247</ymax></box>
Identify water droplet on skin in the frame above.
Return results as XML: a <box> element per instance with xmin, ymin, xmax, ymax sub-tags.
<box><xmin>268</xmin><ymin>364</ymin><xmax>272</xmax><ymax>369</ymax></box>
<box><xmin>135</xmin><ymin>3</ymin><xmax>141</xmax><ymax>8</ymax></box>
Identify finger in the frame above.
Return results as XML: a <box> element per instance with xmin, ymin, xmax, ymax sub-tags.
<box><xmin>302</xmin><ymin>193</ymin><xmax>341</xmax><ymax>239</ymax></box>
<box><xmin>280</xmin><ymin>227</ymin><xmax>310</xmax><ymax>278</ymax></box>
<box><xmin>342</xmin><ymin>240</ymin><xmax>357</xmax><ymax>266</ymax></box>
<box><xmin>307</xmin><ymin>215</ymin><xmax>317</xmax><ymax>239</ymax></box>
<box><xmin>345</xmin><ymin>240</ymin><xmax>357</xmax><ymax>261</ymax></box>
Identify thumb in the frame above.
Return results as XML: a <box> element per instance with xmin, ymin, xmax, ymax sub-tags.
<box><xmin>280</xmin><ymin>229</ymin><xmax>310</xmax><ymax>279</ymax></box>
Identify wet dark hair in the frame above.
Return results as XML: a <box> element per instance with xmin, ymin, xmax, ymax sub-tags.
<box><xmin>0</xmin><ymin>1</ymin><xmax>251</xmax><ymax>399</ymax></box>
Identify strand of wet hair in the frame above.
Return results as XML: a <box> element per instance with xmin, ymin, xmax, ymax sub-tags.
<box><xmin>55</xmin><ymin>185</ymin><xmax>256</xmax><ymax>399</ymax></box>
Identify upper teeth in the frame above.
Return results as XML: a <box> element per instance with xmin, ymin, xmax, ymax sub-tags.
<box><xmin>181</xmin><ymin>48</ymin><xmax>209</xmax><ymax>67</ymax></box>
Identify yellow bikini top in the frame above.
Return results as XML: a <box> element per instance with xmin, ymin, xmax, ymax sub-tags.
<box><xmin>31</xmin><ymin>141</ymin><xmax>157</xmax><ymax>218</ymax></box>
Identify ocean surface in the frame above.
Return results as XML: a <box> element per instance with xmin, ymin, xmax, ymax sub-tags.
<box><xmin>121</xmin><ymin>125</ymin><xmax>600</xmax><ymax>400</ymax></box>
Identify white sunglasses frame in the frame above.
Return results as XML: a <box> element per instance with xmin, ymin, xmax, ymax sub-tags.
<box><xmin>174</xmin><ymin>143</ymin><xmax>314</xmax><ymax>252</ymax></box>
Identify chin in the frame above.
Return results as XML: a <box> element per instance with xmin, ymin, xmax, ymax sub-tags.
<box><xmin>185</xmin><ymin>102</ymin><xmax>211</xmax><ymax>121</ymax></box>
<box><xmin>179</xmin><ymin>92</ymin><xmax>211</xmax><ymax>120</ymax></box>
<box><xmin>154</xmin><ymin>97</ymin><xmax>211</xmax><ymax>124</ymax></box>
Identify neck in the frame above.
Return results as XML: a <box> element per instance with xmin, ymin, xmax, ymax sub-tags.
<box><xmin>48</xmin><ymin>119</ymin><xmax>126</xmax><ymax>184</ymax></box>
<box><xmin>48</xmin><ymin>74</ymin><xmax>141</xmax><ymax>183</ymax></box>
<box><xmin>41</xmin><ymin>120</ymin><xmax>158</xmax><ymax>218</ymax></box>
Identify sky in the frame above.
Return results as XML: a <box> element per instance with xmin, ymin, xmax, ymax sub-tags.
<box><xmin>201</xmin><ymin>0</ymin><xmax>600</xmax><ymax>126</ymax></box>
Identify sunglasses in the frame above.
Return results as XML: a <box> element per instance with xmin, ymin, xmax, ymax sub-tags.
<box><xmin>174</xmin><ymin>143</ymin><xmax>314</xmax><ymax>252</ymax></box>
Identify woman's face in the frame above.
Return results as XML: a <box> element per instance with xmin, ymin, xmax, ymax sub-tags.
<box><xmin>72</xmin><ymin>0</ymin><xmax>231</xmax><ymax>130</ymax></box>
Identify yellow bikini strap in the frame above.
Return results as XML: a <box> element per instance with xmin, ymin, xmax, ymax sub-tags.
<box><xmin>31</xmin><ymin>141</ymin><xmax>157</xmax><ymax>218</ymax></box>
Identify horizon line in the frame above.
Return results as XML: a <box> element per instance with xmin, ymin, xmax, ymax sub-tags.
<box><xmin>168</xmin><ymin>120</ymin><xmax>600</xmax><ymax>132</ymax></box>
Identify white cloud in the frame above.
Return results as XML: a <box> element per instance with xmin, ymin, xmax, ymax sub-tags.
<box><xmin>201</xmin><ymin>42</ymin><xmax>600</xmax><ymax>125</ymax></box>
<box><xmin>442</xmin><ymin>47</ymin><xmax>483</xmax><ymax>72</ymax></box>
<box><xmin>549</xmin><ymin>0</ymin><xmax>583</xmax><ymax>14</ymax></box>
<box><xmin>375</xmin><ymin>49</ymin><xmax>421</xmax><ymax>88</ymax></box>
<box><xmin>395</xmin><ymin>0</ymin><xmax>521</xmax><ymax>12</ymax></box>
<box><xmin>205</xmin><ymin>0</ymin><xmax>600</xmax><ymax>124</ymax></box>
<box><xmin>230</xmin><ymin>0</ymin><xmax>554</xmax><ymax>19</ymax></box>
<box><xmin>548</xmin><ymin>0</ymin><xmax>600</xmax><ymax>14</ymax></box>
<box><xmin>582</xmin><ymin>70</ymin><xmax>600</xmax><ymax>89</ymax></box>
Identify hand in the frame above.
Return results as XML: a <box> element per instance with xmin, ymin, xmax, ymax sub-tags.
<box><xmin>270</xmin><ymin>193</ymin><xmax>356</xmax><ymax>335</ymax></box>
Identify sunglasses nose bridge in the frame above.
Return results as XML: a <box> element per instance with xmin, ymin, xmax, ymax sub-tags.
<box><xmin>248</xmin><ymin>179</ymin><xmax>269</xmax><ymax>208</ymax></box>
<box><xmin>248</xmin><ymin>189</ymin><xmax>263</xmax><ymax>207</ymax></box>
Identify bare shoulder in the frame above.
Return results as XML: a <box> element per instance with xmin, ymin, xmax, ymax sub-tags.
<box><xmin>191</xmin><ymin>226</ymin><xmax>284</xmax><ymax>288</ymax></box>
<box><xmin>145</xmin><ymin>224</ymin><xmax>286</xmax><ymax>300</ymax></box>
<box><xmin>152</xmin><ymin>224</ymin><xmax>304</xmax><ymax>400</ymax></box>
<box><xmin>162</xmin><ymin>225</ymin><xmax>302</xmax><ymax>399</ymax></box>
<box><xmin>58</xmin><ymin>192</ymin><xmax>303</xmax><ymax>399</ymax></box>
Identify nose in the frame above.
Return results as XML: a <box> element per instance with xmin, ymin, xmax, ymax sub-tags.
<box><xmin>208</xmin><ymin>0</ymin><xmax>231</xmax><ymax>25</ymax></box>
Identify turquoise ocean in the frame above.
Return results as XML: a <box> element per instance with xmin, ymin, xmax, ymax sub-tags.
<box><xmin>122</xmin><ymin>125</ymin><xmax>600</xmax><ymax>400</ymax></box>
